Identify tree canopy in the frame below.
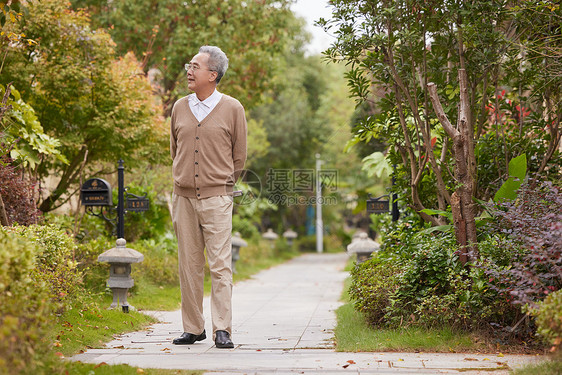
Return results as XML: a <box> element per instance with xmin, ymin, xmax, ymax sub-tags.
<box><xmin>322</xmin><ymin>0</ymin><xmax>561</xmax><ymax>257</ymax></box>
<box><xmin>1</xmin><ymin>0</ymin><xmax>167</xmax><ymax>212</ymax></box>
<box><xmin>70</xmin><ymin>0</ymin><xmax>305</xmax><ymax>113</ymax></box>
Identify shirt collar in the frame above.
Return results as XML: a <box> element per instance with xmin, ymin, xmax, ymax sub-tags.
<box><xmin>189</xmin><ymin>89</ymin><xmax>222</xmax><ymax>108</ymax></box>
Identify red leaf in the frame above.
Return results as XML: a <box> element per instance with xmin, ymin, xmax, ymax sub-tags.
<box><xmin>431</xmin><ymin>137</ymin><xmax>437</xmax><ymax>149</ymax></box>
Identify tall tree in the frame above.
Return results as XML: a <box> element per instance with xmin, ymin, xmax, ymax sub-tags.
<box><xmin>1</xmin><ymin>0</ymin><xmax>167</xmax><ymax>212</ymax></box>
<box><xmin>70</xmin><ymin>0</ymin><xmax>303</xmax><ymax>113</ymax></box>
<box><xmin>322</xmin><ymin>0</ymin><xmax>561</xmax><ymax>261</ymax></box>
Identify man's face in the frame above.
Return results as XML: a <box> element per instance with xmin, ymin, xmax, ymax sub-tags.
<box><xmin>186</xmin><ymin>53</ymin><xmax>217</xmax><ymax>93</ymax></box>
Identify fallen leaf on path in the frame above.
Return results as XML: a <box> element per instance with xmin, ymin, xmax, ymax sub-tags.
<box><xmin>113</xmin><ymin>345</ymin><xmax>125</xmax><ymax>349</ymax></box>
<box><xmin>54</xmin><ymin>352</ymin><xmax>64</xmax><ymax>359</ymax></box>
<box><xmin>464</xmin><ymin>358</ymin><xmax>478</xmax><ymax>361</ymax></box>
<box><xmin>342</xmin><ymin>364</ymin><xmax>350</xmax><ymax>369</ymax></box>
<box><xmin>497</xmin><ymin>353</ymin><xmax>504</xmax><ymax>357</ymax></box>
<box><xmin>347</xmin><ymin>360</ymin><xmax>356</xmax><ymax>364</ymax></box>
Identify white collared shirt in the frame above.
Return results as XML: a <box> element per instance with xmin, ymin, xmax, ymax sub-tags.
<box><xmin>188</xmin><ymin>89</ymin><xmax>223</xmax><ymax>122</ymax></box>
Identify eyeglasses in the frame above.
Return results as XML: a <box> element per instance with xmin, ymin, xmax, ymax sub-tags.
<box><xmin>184</xmin><ymin>63</ymin><xmax>213</xmax><ymax>72</ymax></box>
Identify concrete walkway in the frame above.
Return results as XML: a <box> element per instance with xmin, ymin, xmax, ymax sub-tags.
<box><xmin>71</xmin><ymin>252</ymin><xmax>543</xmax><ymax>374</ymax></box>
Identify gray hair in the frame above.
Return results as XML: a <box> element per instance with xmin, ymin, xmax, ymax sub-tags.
<box><xmin>199</xmin><ymin>45</ymin><xmax>228</xmax><ymax>84</ymax></box>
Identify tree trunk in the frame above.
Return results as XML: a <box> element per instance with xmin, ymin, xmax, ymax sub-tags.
<box><xmin>0</xmin><ymin>193</ymin><xmax>9</xmax><ymax>226</ymax></box>
<box><xmin>427</xmin><ymin>69</ymin><xmax>479</xmax><ymax>264</ymax></box>
<box><xmin>39</xmin><ymin>146</ymin><xmax>88</xmax><ymax>212</ymax></box>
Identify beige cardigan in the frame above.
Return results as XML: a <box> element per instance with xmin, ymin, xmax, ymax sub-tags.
<box><xmin>170</xmin><ymin>94</ymin><xmax>247</xmax><ymax>198</ymax></box>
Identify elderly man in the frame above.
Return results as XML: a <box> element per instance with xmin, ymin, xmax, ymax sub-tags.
<box><xmin>170</xmin><ymin>46</ymin><xmax>247</xmax><ymax>349</ymax></box>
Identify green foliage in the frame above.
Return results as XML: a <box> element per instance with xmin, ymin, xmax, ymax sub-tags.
<box><xmin>296</xmin><ymin>235</ymin><xmax>326</xmax><ymax>253</ymax></box>
<box><xmin>70</xmin><ymin>0</ymin><xmax>304</xmax><ymax>111</ymax></box>
<box><xmin>7</xmin><ymin>224</ymin><xmax>82</xmax><ymax>311</ymax></box>
<box><xmin>0</xmin><ymin>84</ymin><xmax>66</xmax><ymax>170</ymax></box>
<box><xmin>52</xmin><ymin>301</ymin><xmax>156</xmax><ymax>357</ymax></box>
<box><xmin>348</xmin><ymin>259</ymin><xmax>400</xmax><ymax>325</ymax></box>
<box><xmin>1</xmin><ymin>0</ymin><xmax>168</xmax><ymax>212</ymax></box>
<box><xmin>512</xmin><ymin>356</ymin><xmax>562</xmax><ymax>375</ymax></box>
<box><xmin>131</xmin><ymin>235</ymin><xmax>179</xmax><ymax>287</ymax></box>
<box><xmin>0</xmin><ymin>229</ymin><xmax>52</xmax><ymax>374</ymax></box>
<box><xmin>323</xmin><ymin>0</ymin><xmax>561</xmax><ymax>231</ymax></box>
<box><xmin>531</xmin><ymin>290</ymin><xmax>562</xmax><ymax>352</ymax></box>
<box><xmin>62</xmin><ymin>361</ymin><xmax>202</xmax><ymax>375</ymax></box>
<box><xmin>361</xmin><ymin>151</ymin><xmax>392</xmax><ymax>178</ymax></box>
<box><xmin>335</xmin><ymin>301</ymin><xmax>480</xmax><ymax>353</ymax></box>
<box><xmin>122</xmin><ymin>182</ymin><xmax>172</xmax><ymax>242</ymax></box>
<box><xmin>494</xmin><ymin>154</ymin><xmax>527</xmax><ymax>202</ymax></box>
<box><xmin>349</xmin><ymin>226</ymin><xmax>520</xmax><ymax>332</ymax></box>
<box><xmin>232</xmin><ymin>214</ymin><xmax>260</xmax><ymax>241</ymax></box>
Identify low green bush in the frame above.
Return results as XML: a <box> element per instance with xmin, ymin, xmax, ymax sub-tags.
<box><xmin>296</xmin><ymin>234</ymin><xmax>327</xmax><ymax>252</ymax></box>
<box><xmin>131</xmin><ymin>234</ymin><xmax>179</xmax><ymax>287</ymax></box>
<box><xmin>349</xmin><ymin>231</ymin><xmax>519</xmax><ymax>331</ymax></box>
<box><xmin>7</xmin><ymin>224</ymin><xmax>82</xmax><ymax>311</ymax></box>
<box><xmin>532</xmin><ymin>289</ymin><xmax>562</xmax><ymax>352</ymax></box>
<box><xmin>0</xmin><ymin>229</ymin><xmax>53</xmax><ymax>374</ymax></box>
<box><xmin>349</xmin><ymin>258</ymin><xmax>400</xmax><ymax>325</ymax></box>
<box><xmin>232</xmin><ymin>214</ymin><xmax>260</xmax><ymax>241</ymax></box>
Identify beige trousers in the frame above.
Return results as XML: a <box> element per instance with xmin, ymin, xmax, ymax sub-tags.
<box><xmin>172</xmin><ymin>194</ymin><xmax>233</xmax><ymax>337</ymax></box>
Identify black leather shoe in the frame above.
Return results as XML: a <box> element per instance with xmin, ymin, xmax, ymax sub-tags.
<box><xmin>172</xmin><ymin>330</ymin><xmax>206</xmax><ymax>345</ymax></box>
<box><xmin>215</xmin><ymin>330</ymin><xmax>234</xmax><ymax>349</ymax></box>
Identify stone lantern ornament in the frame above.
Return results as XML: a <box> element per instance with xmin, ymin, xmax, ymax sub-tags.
<box><xmin>346</xmin><ymin>232</ymin><xmax>380</xmax><ymax>264</ymax></box>
<box><xmin>231</xmin><ymin>232</ymin><xmax>247</xmax><ymax>274</ymax></box>
<box><xmin>282</xmin><ymin>229</ymin><xmax>298</xmax><ymax>247</ymax></box>
<box><xmin>98</xmin><ymin>238</ymin><xmax>144</xmax><ymax>312</ymax></box>
<box><xmin>262</xmin><ymin>228</ymin><xmax>279</xmax><ymax>249</ymax></box>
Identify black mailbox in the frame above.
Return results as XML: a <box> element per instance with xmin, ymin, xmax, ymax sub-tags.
<box><xmin>81</xmin><ymin>178</ymin><xmax>113</xmax><ymax>206</ymax></box>
<box><xmin>366</xmin><ymin>195</ymin><xmax>390</xmax><ymax>214</ymax></box>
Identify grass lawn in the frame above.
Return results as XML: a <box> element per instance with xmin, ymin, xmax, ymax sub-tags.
<box><xmin>335</xmin><ymin>302</ymin><xmax>481</xmax><ymax>352</ymax></box>
<box><xmin>53</xmin><ymin>302</ymin><xmax>158</xmax><ymax>357</ymax></box>
<box><xmin>62</xmin><ymin>360</ymin><xmax>202</xmax><ymax>375</ymax></box>
<box><xmin>335</xmin><ymin>273</ymin><xmax>497</xmax><ymax>353</ymax></box>
<box><xmin>511</xmin><ymin>353</ymin><xmax>562</xmax><ymax>375</ymax></box>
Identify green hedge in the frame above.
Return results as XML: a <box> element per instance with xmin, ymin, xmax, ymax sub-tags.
<box><xmin>0</xmin><ymin>229</ymin><xmax>53</xmax><ymax>374</ymax></box>
<box><xmin>8</xmin><ymin>225</ymin><xmax>82</xmax><ymax>311</ymax></box>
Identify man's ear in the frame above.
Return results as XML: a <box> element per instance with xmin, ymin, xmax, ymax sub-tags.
<box><xmin>209</xmin><ymin>71</ymin><xmax>218</xmax><ymax>83</ymax></box>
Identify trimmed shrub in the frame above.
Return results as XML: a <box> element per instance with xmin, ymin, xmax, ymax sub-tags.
<box><xmin>7</xmin><ymin>224</ymin><xmax>82</xmax><ymax>311</ymax></box>
<box><xmin>349</xmin><ymin>258</ymin><xmax>400</xmax><ymax>326</ymax></box>
<box><xmin>0</xmin><ymin>229</ymin><xmax>53</xmax><ymax>374</ymax></box>
<box><xmin>131</xmin><ymin>234</ymin><xmax>179</xmax><ymax>286</ymax></box>
<box><xmin>349</xmin><ymin>232</ymin><xmax>519</xmax><ymax>331</ymax></box>
<box><xmin>532</xmin><ymin>289</ymin><xmax>562</xmax><ymax>352</ymax></box>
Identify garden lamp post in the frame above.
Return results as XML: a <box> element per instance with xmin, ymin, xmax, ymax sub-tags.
<box><xmin>346</xmin><ymin>232</ymin><xmax>379</xmax><ymax>264</ymax></box>
<box><xmin>283</xmin><ymin>229</ymin><xmax>298</xmax><ymax>247</ymax></box>
<box><xmin>97</xmin><ymin>238</ymin><xmax>143</xmax><ymax>312</ymax></box>
<box><xmin>262</xmin><ymin>228</ymin><xmax>278</xmax><ymax>249</ymax></box>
